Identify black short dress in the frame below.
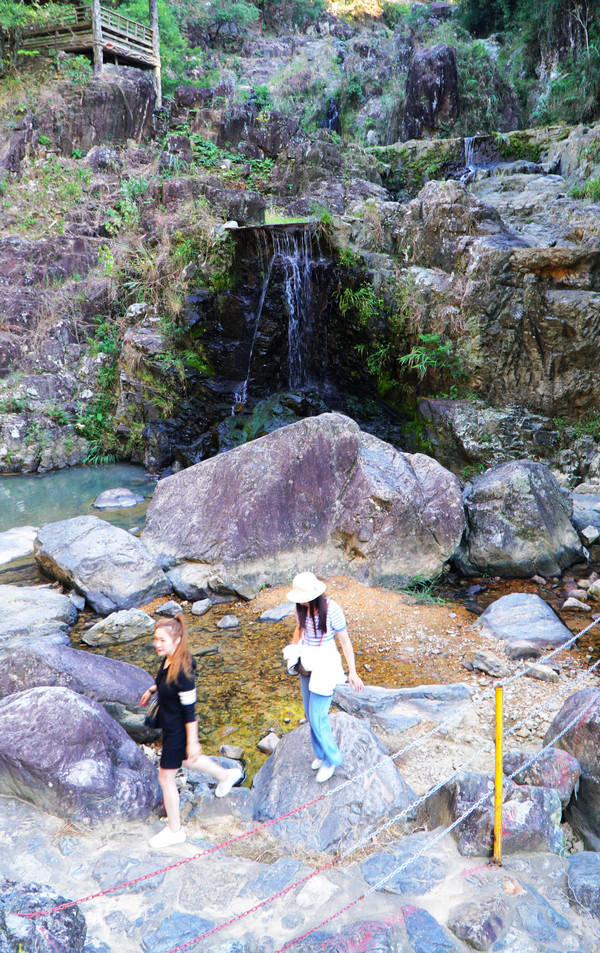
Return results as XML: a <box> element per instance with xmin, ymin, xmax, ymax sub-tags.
<box><xmin>156</xmin><ymin>656</ymin><xmax>197</xmax><ymax>770</ymax></box>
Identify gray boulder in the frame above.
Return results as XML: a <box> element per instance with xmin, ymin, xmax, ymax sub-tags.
<box><xmin>426</xmin><ymin>771</ymin><xmax>563</xmax><ymax>856</ymax></box>
<box><xmin>568</xmin><ymin>852</ymin><xmax>600</xmax><ymax>919</ymax></box>
<box><xmin>92</xmin><ymin>487</ymin><xmax>144</xmax><ymax>509</ymax></box>
<box><xmin>34</xmin><ymin>516</ymin><xmax>170</xmax><ymax>615</ymax></box>
<box><xmin>251</xmin><ymin>712</ymin><xmax>416</xmax><ymax>851</ymax></box>
<box><xmin>360</xmin><ymin>831</ymin><xmax>447</xmax><ymax>895</ymax></box>
<box><xmin>0</xmin><ymin>525</ymin><xmax>38</xmax><ymax>565</ymax></box>
<box><xmin>456</xmin><ymin>460</ymin><xmax>584</xmax><ymax>577</ymax></box>
<box><xmin>0</xmin><ymin>879</ymin><xmax>87</xmax><ymax>953</ymax></box>
<box><xmin>572</xmin><ymin>492</ymin><xmax>600</xmax><ymax>533</ymax></box>
<box><xmin>333</xmin><ymin>682</ymin><xmax>473</xmax><ymax>735</ymax></box>
<box><xmin>476</xmin><ymin>593</ymin><xmax>574</xmax><ymax>654</ymax></box>
<box><xmin>447</xmin><ymin>895</ymin><xmax>510</xmax><ymax>950</ymax></box>
<box><xmin>504</xmin><ymin>748</ymin><xmax>580</xmax><ymax>809</ymax></box>
<box><xmin>544</xmin><ymin>689</ymin><xmax>600</xmax><ymax>849</ymax></box>
<box><xmin>0</xmin><ymin>642</ymin><xmax>154</xmax><ymax>740</ymax></box>
<box><xmin>82</xmin><ymin>608</ymin><xmax>155</xmax><ymax>646</ymax></box>
<box><xmin>142</xmin><ymin>413</ymin><xmax>465</xmax><ymax>596</ymax></box>
<box><xmin>0</xmin><ymin>686</ymin><xmax>160</xmax><ymax>824</ymax></box>
<box><xmin>0</xmin><ymin>584</ymin><xmax>77</xmax><ymax>649</ymax></box>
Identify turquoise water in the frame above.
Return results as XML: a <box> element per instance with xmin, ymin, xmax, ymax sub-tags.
<box><xmin>0</xmin><ymin>464</ymin><xmax>156</xmax><ymax>534</ymax></box>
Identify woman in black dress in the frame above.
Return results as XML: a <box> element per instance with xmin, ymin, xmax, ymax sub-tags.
<box><xmin>141</xmin><ymin>614</ymin><xmax>242</xmax><ymax>849</ymax></box>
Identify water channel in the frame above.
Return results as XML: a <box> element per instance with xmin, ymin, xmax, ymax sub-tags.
<box><xmin>2</xmin><ymin>465</ymin><xmax>599</xmax><ymax>780</ymax></box>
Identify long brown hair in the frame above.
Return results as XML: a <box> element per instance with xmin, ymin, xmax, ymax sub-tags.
<box><xmin>155</xmin><ymin>614</ymin><xmax>193</xmax><ymax>684</ymax></box>
<box><xmin>296</xmin><ymin>595</ymin><xmax>328</xmax><ymax>641</ymax></box>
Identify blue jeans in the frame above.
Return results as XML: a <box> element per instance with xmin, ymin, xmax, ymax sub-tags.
<box><xmin>300</xmin><ymin>674</ymin><xmax>343</xmax><ymax>768</ymax></box>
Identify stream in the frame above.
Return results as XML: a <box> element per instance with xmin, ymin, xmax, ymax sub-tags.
<box><xmin>2</xmin><ymin>465</ymin><xmax>599</xmax><ymax>780</ymax></box>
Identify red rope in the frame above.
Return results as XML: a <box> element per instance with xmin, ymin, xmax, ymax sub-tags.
<box><xmin>17</xmin><ymin>791</ymin><xmax>327</xmax><ymax>919</ymax></box>
<box><xmin>36</xmin><ymin>922</ymin><xmax>62</xmax><ymax>953</ymax></box>
<box><xmin>158</xmin><ymin>857</ymin><xmax>339</xmax><ymax>953</ymax></box>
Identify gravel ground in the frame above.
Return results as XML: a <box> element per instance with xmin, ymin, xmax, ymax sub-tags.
<box><xmin>251</xmin><ymin>576</ymin><xmax>600</xmax><ymax>800</ymax></box>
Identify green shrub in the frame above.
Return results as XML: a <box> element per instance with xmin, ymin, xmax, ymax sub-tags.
<box><xmin>570</xmin><ymin>177</ymin><xmax>600</xmax><ymax>202</ymax></box>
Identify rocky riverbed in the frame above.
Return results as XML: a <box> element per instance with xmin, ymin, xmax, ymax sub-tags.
<box><xmin>2</xmin><ymin>569</ymin><xmax>600</xmax><ymax>952</ymax></box>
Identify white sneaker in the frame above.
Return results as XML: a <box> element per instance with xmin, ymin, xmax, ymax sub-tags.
<box><xmin>149</xmin><ymin>826</ymin><xmax>186</xmax><ymax>849</ymax></box>
<box><xmin>315</xmin><ymin>763</ymin><xmax>335</xmax><ymax>784</ymax></box>
<box><xmin>311</xmin><ymin>758</ymin><xmax>323</xmax><ymax>770</ymax></box>
<box><xmin>215</xmin><ymin>767</ymin><xmax>243</xmax><ymax>798</ymax></box>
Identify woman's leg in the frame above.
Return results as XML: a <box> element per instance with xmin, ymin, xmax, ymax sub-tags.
<box><xmin>307</xmin><ymin>691</ymin><xmax>342</xmax><ymax>768</ymax></box>
<box><xmin>183</xmin><ymin>753</ymin><xmax>242</xmax><ymax>798</ymax></box>
<box><xmin>158</xmin><ymin>767</ymin><xmax>181</xmax><ymax>832</ymax></box>
<box><xmin>300</xmin><ymin>674</ymin><xmax>326</xmax><ymax>760</ymax></box>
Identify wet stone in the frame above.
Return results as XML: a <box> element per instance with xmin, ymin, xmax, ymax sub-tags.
<box><xmin>259</xmin><ymin>602</ymin><xmax>296</xmax><ymax>621</ymax></box>
<box><xmin>93</xmin><ymin>487</ymin><xmax>144</xmax><ymax>509</ymax></box>
<box><xmin>217</xmin><ymin>615</ymin><xmax>240</xmax><ymax>629</ymax></box>
<box><xmin>402</xmin><ymin>905</ymin><xmax>459</xmax><ymax>953</ymax></box>
<box><xmin>155</xmin><ymin>600</ymin><xmax>183</xmax><ymax>617</ymax></box>
<box><xmin>92</xmin><ymin>853</ymin><xmax>166</xmax><ymax>895</ymax></box>
<box><xmin>514</xmin><ymin>900</ymin><xmax>558</xmax><ymax>944</ymax></box>
<box><xmin>567</xmin><ymin>852</ymin><xmax>600</xmax><ymax>918</ymax></box>
<box><xmin>244</xmin><ymin>857</ymin><xmax>305</xmax><ymax>899</ymax></box>
<box><xmin>524</xmin><ymin>884</ymin><xmax>570</xmax><ymax>930</ymax></box>
<box><xmin>360</xmin><ymin>832</ymin><xmax>447</xmax><ymax>895</ymax></box>
<box><xmin>141</xmin><ymin>912</ymin><xmax>214</xmax><ymax>953</ymax></box>
<box><xmin>447</xmin><ymin>895</ymin><xmax>509</xmax><ymax>950</ymax></box>
<box><xmin>295</xmin><ymin>920</ymin><xmax>397</xmax><ymax>953</ymax></box>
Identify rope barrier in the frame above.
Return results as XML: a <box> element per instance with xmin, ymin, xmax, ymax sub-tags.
<box><xmin>15</xmin><ymin>608</ymin><xmax>600</xmax><ymax>945</ymax></box>
<box><xmin>269</xmin><ymin>685</ymin><xmax>600</xmax><ymax>953</ymax></box>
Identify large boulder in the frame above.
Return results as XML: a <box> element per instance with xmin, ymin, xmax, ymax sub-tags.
<box><xmin>476</xmin><ymin>593</ymin><xmax>574</xmax><ymax>656</ymax></box>
<box><xmin>0</xmin><ymin>687</ymin><xmax>160</xmax><ymax>824</ymax></box>
<box><xmin>251</xmin><ymin>712</ymin><xmax>416</xmax><ymax>851</ymax></box>
<box><xmin>426</xmin><ymin>771</ymin><xmax>564</xmax><ymax>856</ymax></box>
<box><xmin>504</xmin><ymin>747</ymin><xmax>580</xmax><ymax>809</ymax></box>
<box><xmin>0</xmin><ymin>879</ymin><xmax>86</xmax><ymax>953</ymax></box>
<box><xmin>456</xmin><ymin>460</ymin><xmax>584</xmax><ymax>577</ymax></box>
<box><xmin>34</xmin><ymin>516</ymin><xmax>170</xmax><ymax>615</ymax></box>
<box><xmin>0</xmin><ymin>642</ymin><xmax>154</xmax><ymax>741</ymax></box>
<box><xmin>0</xmin><ymin>584</ymin><xmax>77</xmax><ymax>649</ymax></box>
<box><xmin>333</xmin><ymin>682</ymin><xmax>473</xmax><ymax>736</ymax></box>
<box><xmin>141</xmin><ymin>413</ymin><xmax>465</xmax><ymax>596</ymax></box>
<box><xmin>544</xmin><ymin>689</ymin><xmax>600</xmax><ymax>849</ymax></box>
<box><xmin>0</xmin><ymin>526</ymin><xmax>38</xmax><ymax>565</ymax></box>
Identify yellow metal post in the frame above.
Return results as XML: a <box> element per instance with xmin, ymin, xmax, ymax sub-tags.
<box><xmin>493</xmin><ymin>685</ymin><xmax>503</xmax><ymax>865</ymax></box>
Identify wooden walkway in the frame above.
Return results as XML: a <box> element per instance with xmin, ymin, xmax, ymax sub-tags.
<box><xmin>19</xmin><ymin>2</ymin><xmax>161</xmax><ymax>102</ymax></box>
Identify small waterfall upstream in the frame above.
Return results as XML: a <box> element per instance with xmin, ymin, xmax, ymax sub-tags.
<box><xmin>233</xmin><ymin>225</ymin><xmax>323</xmax><ymax>412</ymax></box>
<box><xmin>464</xmin><ymin>135</ymin><xmax>477</xmax><ymax>171</ymax></box>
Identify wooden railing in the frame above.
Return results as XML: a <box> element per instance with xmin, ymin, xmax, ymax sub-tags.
<box><xmin>100</xmin><ymin>8</ymin><xmax>153</xmax><ymax>46</ymax></box>
<box><xmin>19</xmin><ymin>4</ymin><xmax>156</xmax><ymax>60</ymax></box>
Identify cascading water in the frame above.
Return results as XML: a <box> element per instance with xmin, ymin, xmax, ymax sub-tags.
<box><xmin>275</xmin><ymin>227</ymin><xmax>316</xmax><ymax>390</ymax></box>
<box><xmin>464</xmin><ymin>136</ymin><xmax>477</xmax><ymax>171</ymax></box>
<box><xmin>233</xmin><ymin>225</ymin><xmax>322</xmax><ymax>411</ymax></box>
<box><xmin>233</xmin><ymin>230</ymin><xmax>274</xmax><ymax>410</ymax></box>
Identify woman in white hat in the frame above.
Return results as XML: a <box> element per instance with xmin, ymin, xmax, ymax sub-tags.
<box><xmin>284</xmin><ymin>571</ymin><xmax>363</xmax><ymax>783</ymax></box>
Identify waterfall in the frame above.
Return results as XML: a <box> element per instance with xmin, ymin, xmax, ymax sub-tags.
<box><xmin>233</xmin><ymin>226</ymin><xmax>321</xmax><ymax>411</ymax></box>
<box><xmin>464</xmin><ymin>136</ymin><xmax>477</xmax><ymax>170</ymax></box>
<box><xmin>273</xmin><ymin>227</ymin><xmax>315</xmax><ymax>390</ymax></box>
<box><xmin>233</xmin><ymin>230</ymin><xmax>274</xmax><ymax>411</ymax></box>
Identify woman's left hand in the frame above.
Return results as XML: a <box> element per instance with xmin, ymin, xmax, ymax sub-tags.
<box><xmin>348</xmin><ymin>673</ymin><xmax>364</xmax><ymax>692</ymax></box>
<box><xmin>186</xmin><ymin>740</ymin><xmax>202</xmax><ymax>761</ymax></box>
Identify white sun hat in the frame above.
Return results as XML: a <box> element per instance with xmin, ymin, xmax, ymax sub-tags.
<box><xmin>287</xmin><ymin>571</ymin><xmax>327</xmax><ymax>604</ymax></box>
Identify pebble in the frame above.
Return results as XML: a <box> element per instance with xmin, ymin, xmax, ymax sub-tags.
<box><xmin>217</xmin><ymin>615</ymin><xmax>239</xmax><ymax>629</ymax></box>
<box><xmin>191</xmin><ymin>599</ymin><xmax>211</xmax><ymax>616</ymax></box>
<box><xmin>257</xmin><ymin>731</ymin><xmax>280</xmax><ymax>754</ymax></box>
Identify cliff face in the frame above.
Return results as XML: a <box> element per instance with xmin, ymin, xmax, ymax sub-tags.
<box><xmin>0</xmin><ymin>10</ymin><xmax>599</xmax><ymax>483</ymax></box>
